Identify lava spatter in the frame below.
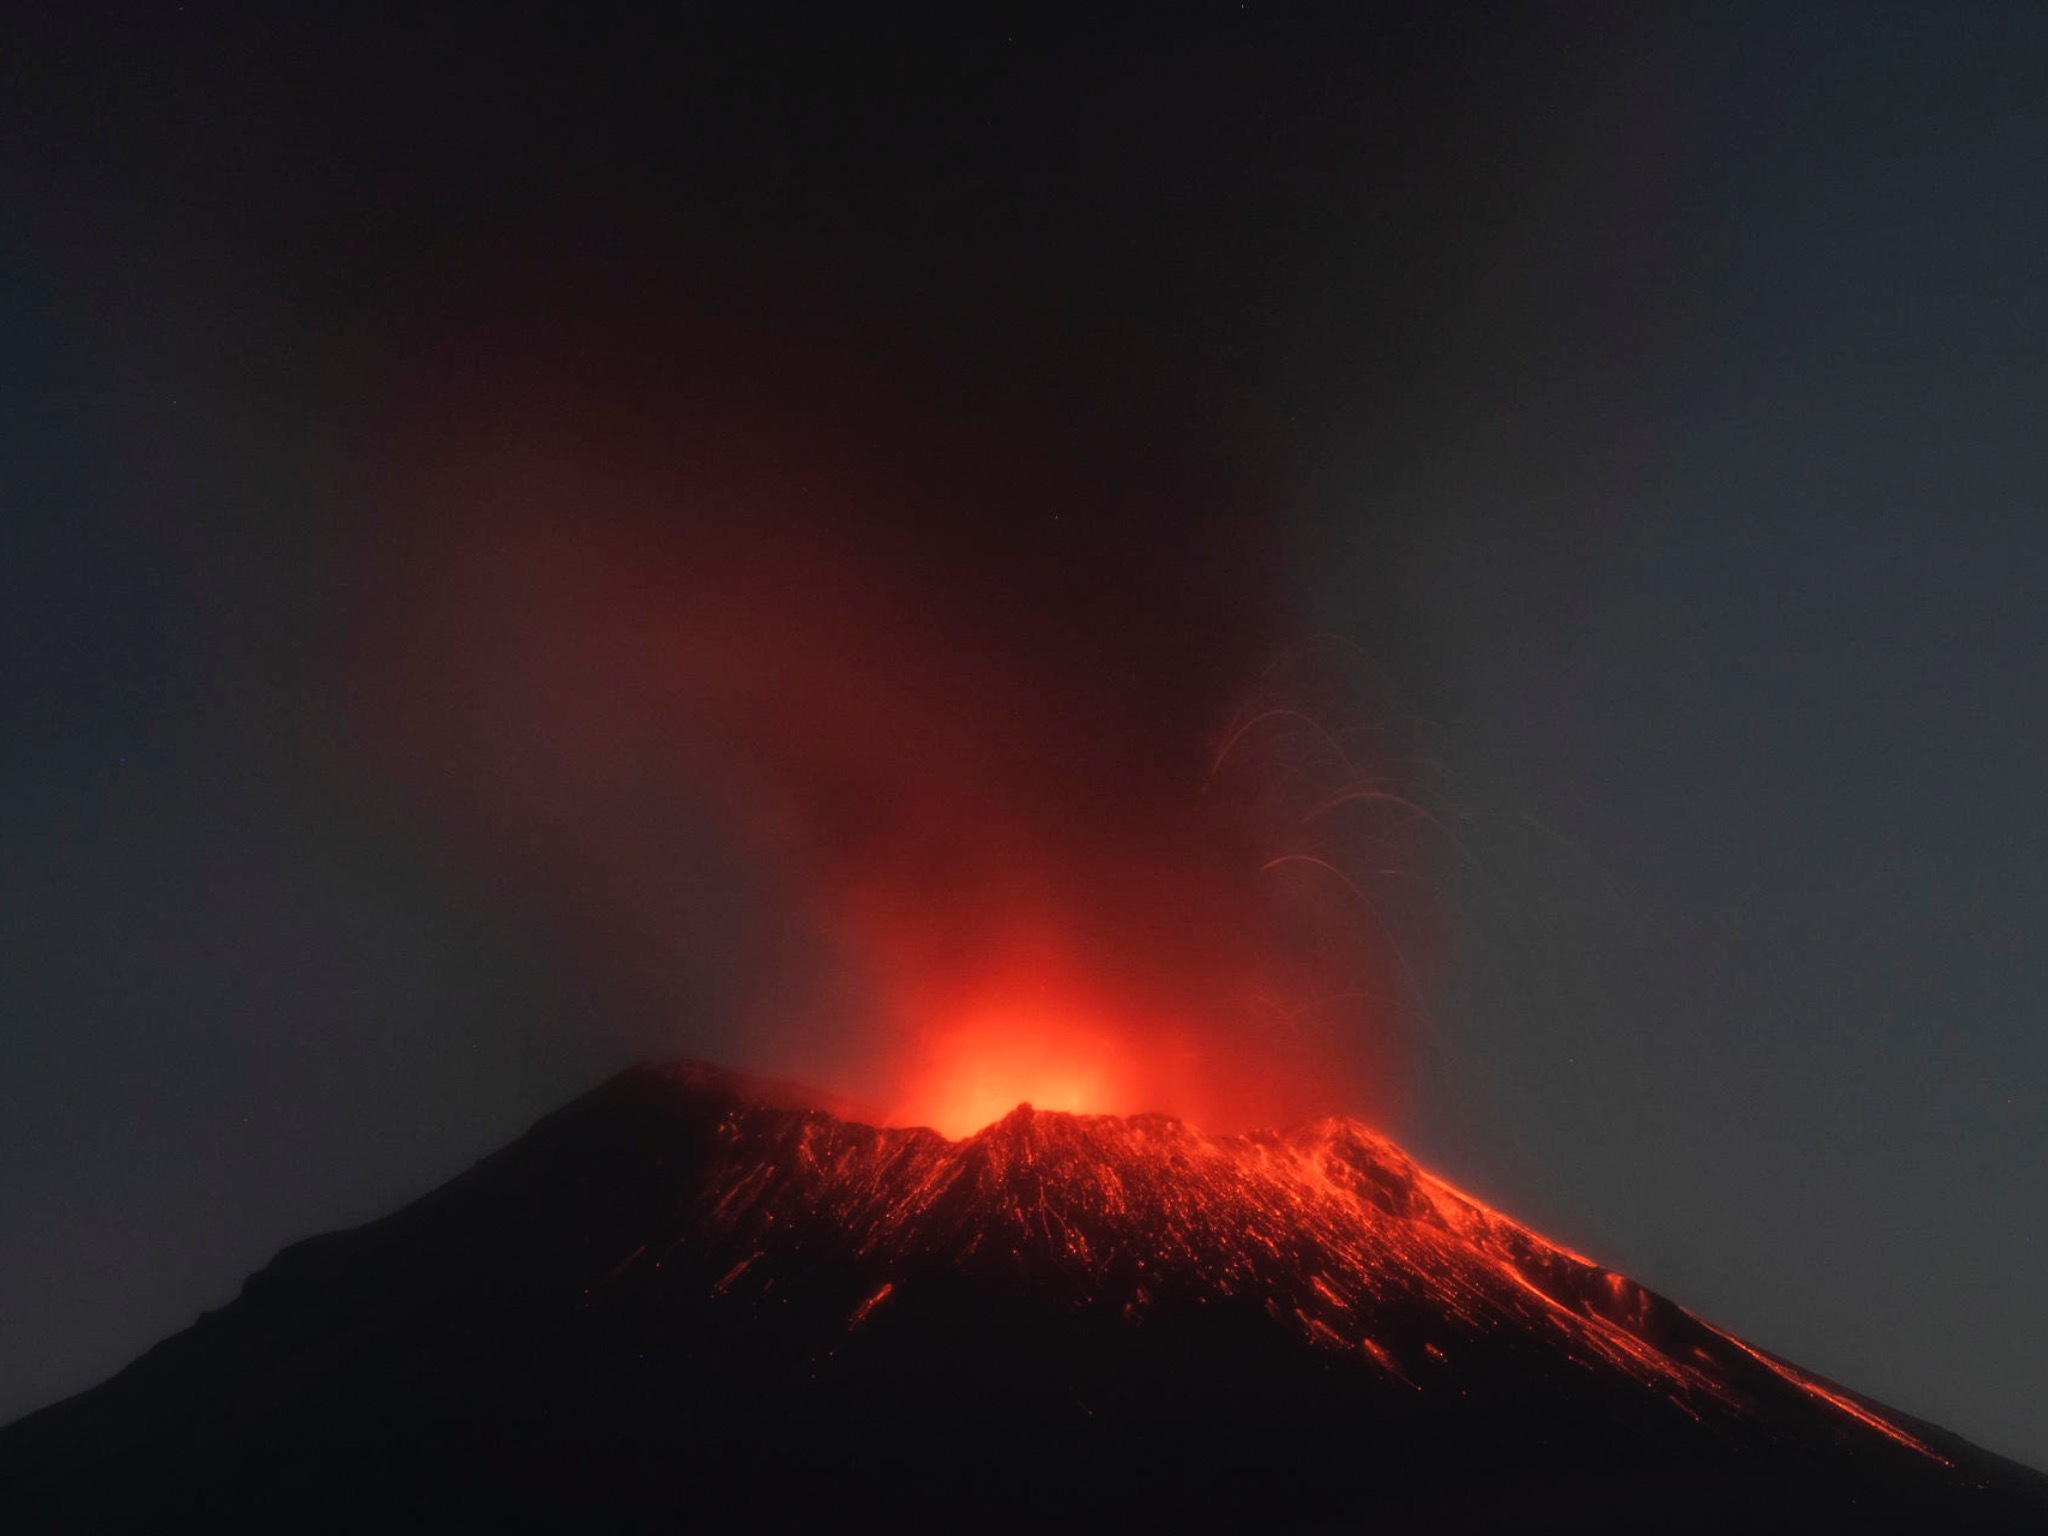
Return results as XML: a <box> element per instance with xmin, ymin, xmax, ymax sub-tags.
<box><xmin>3</xmin><ymin>1062</ymin><xmax>2038</xmax><ymax>1534</ymax></box>
<box><xmin>627</xmin><ymin>1066</ymin><xmax>1937</xmax><ymax>1459</ymax></box>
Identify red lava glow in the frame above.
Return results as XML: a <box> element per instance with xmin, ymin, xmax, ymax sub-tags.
<box><xmin>896</xmin><ymin>1008</ymin><xmax>1144</xmax><ymax>1137</ymax></box>
<box><xmin>355</xmin><ymin>318</ymin><xmax>1437</xmax><ymax>1136</ymax></box>
<box><xmin>618</xmin><ymin>1064</ymin><xmax>1949</xmax><ymax>1469</ymax></box>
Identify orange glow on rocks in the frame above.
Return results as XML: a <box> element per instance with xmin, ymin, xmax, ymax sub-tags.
<box><xmin>610</xmin><ymin>1063</ymin><xmax>1950</xmax><ymax>1473</ymax></box>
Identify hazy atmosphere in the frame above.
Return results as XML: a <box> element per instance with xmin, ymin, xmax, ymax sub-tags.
<box><xmin>4</xmin><ymin>2</ymin><xmax>2044</xmax><ymax>1471</ymax></box>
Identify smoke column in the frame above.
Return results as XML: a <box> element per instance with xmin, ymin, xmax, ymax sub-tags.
<box><xmin>355</xmin><ymin>314</ymin><xmax>1438</xmax><ymax>1134</ymax></box>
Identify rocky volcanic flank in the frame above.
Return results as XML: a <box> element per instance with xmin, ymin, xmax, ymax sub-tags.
<box><xmin>2</xmin><ymin>1063</ymin><xmax>2042</xmax><ymax>1532</ymax></box>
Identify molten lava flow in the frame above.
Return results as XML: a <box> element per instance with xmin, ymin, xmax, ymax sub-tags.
<box><xmin>16</xmin><ymin>1062</ymin><xmax>2017</xmax><ymax>1535</ymax></box>
<box><xmin>609</xmin><ymin>1065</ymin><xmax>1949</xmax><ymax>1472</ymax></box>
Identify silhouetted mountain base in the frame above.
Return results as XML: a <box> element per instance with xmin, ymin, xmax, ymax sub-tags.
<box><xmin>3</xmin><ymin>1063</ymin><xmax>2042</xmax><ymax>1532</ymax></box>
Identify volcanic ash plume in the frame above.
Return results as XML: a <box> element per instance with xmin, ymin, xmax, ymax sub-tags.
<box><xmin>357</xmin><ymin>318</ymin><xmax>1440</xmax><ymax>1134</ymax></box>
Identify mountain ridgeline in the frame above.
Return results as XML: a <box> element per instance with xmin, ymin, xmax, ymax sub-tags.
<box><xmin>2</xmin><ymin>1062</ymin><xmax>2041</xmax><ymax>1532</ymax></box>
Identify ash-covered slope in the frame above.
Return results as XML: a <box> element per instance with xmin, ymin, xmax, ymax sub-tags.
<box><xmin>2</xmin><ymin>1063</ymin><xmax>2041</xmax><ymax>1533</ymax></box>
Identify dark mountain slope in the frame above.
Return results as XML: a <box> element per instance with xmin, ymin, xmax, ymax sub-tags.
<box><xmin>3</xmin><ymin>1062</ymin><xmax>2042</xmax><ymax>1532</ymax></box>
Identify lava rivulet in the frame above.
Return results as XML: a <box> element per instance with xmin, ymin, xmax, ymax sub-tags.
<box><xmin>13</xmin><ymin>1060</ymin><xmax>2024</xmax><ymax>1533</ymax></box>
<box><xmin>607</xmin><ymin>1063</ymin><xmax>1943</xmax><ymax>1464</ymax></box>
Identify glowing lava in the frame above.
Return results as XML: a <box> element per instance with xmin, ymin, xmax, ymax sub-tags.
<box><xmin>14</xmin><ymin>1059</ymin><xmax>2023</xmax><ymax>1534</ymax></box>
<box><xmin>893</xmin><ymin>1010</ymin><xmax>1143</xmax><ymax>1137</ymax></box>
<box><xmin>622</xmin><ymin>1062</ymin><xmax>1950</xmax><ymax>1474</ymax></box>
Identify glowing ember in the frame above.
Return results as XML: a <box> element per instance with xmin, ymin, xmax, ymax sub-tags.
<box><xmin>623</xmin><ymin>1063</ymin><xmax>1948</xmax><ymax>1471</ymax></box>
<box><xmin>899</xmin><ymin>1027</ymin><xmax>1122</xmax><ymax>1135</ymax></box>
<box><xmin>890</xmin><ymin>1005</ymin><xmax>1147</xmax><ymax>1136</ymax></box>
<box><xmin>11</xmin><ymin>1061</ymin><xmax>2022</xmax><ymax>1532</ymax></box>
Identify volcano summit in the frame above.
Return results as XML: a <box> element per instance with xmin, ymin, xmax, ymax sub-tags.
<box><xmin>2</xmin><ymin>1063</ymin><xmax>2040</xmax><ymax>1532</ymax></box>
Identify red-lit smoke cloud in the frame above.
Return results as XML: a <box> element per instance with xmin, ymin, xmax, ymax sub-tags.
<box><xmin>356</xmin><ymin>316</ymin><xmax>1436</xmax><ymax>1134</ymax></box>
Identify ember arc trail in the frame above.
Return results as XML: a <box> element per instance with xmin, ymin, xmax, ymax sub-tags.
<box><xmin>2</xmin><ymin>1063</ymin><xmax>2040</xmax><ymax>1533</ymax></box>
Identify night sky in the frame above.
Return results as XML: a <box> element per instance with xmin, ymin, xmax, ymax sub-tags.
<box><xmin>5</xmin><ymin>2</ymin><xmax>2045</xmax><ymax>1472</ymax></box>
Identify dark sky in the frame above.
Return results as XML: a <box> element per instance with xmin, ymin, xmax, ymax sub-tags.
<box><xmin>5</xmin><ymin>1</ymin><xmax>2045</xmax><ymax>1470</ymax></box>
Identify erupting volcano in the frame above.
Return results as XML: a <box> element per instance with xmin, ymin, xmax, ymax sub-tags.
<box><xmin>16</xmin><ymin>323</ymin><xmax>2017</xmax><ymax>1532</ymax></box>
<box><xmin>4</xmin><ymin>1062</ymin><xmax>2041</xmax><ymax>1532</ymax></box>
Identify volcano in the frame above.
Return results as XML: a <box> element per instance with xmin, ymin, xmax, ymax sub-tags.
<box><xmin>2</xmin><ymin>1064</ymin><xmax>2041</xmax><ymax>1532</ymax></box>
